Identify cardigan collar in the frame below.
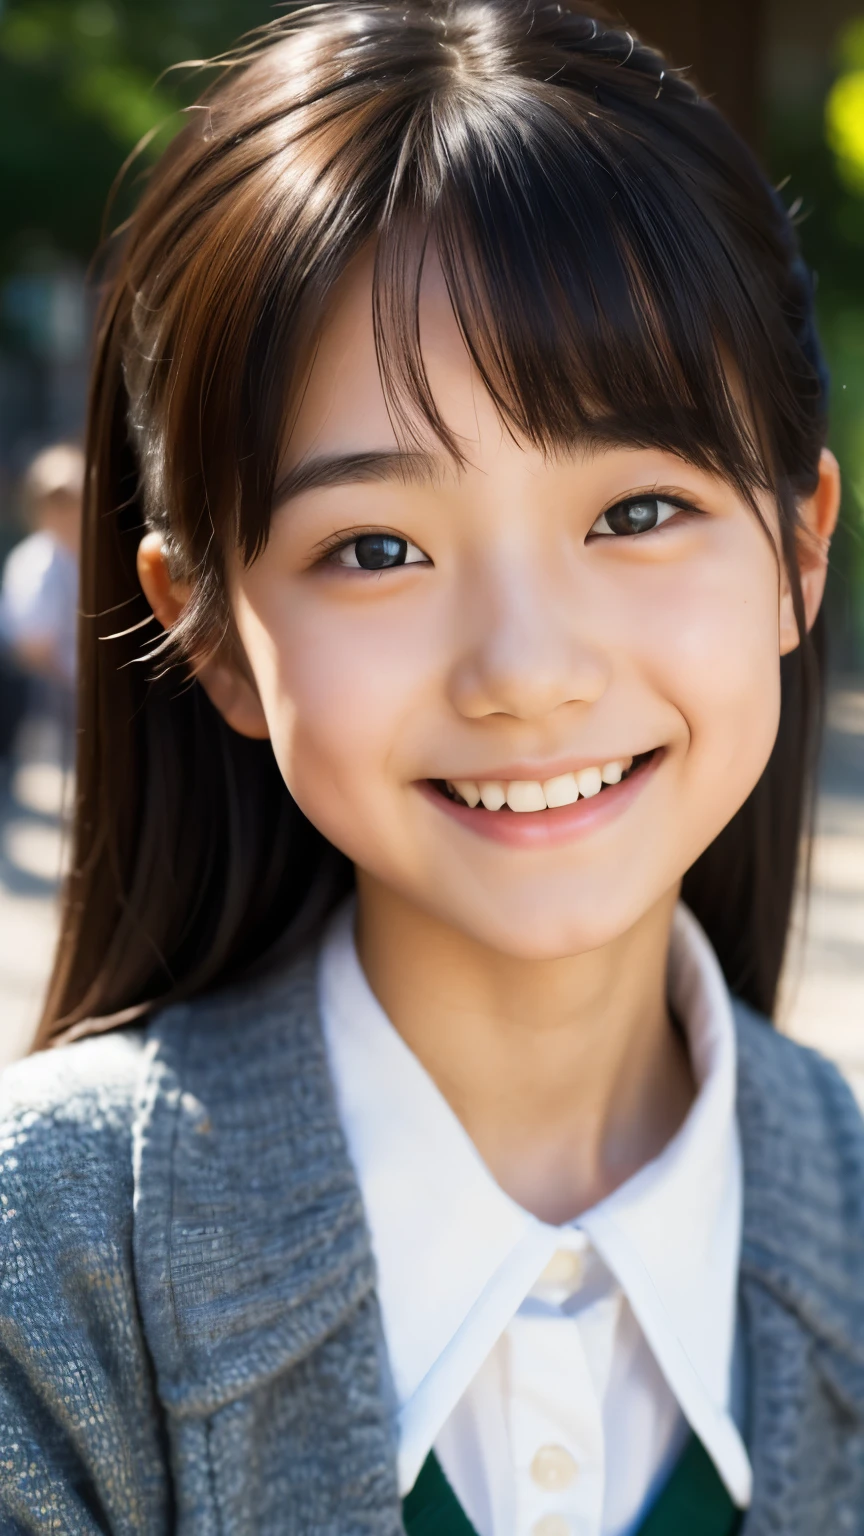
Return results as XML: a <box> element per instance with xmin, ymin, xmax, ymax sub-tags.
<box><xmin>132</xmin><ymin>949</ymin><xmax>864</xmax><ymax>1432</ymax></box>
<box><xmin>133</xmin><ymin>952</ymin><xmax>378</xmax><ymax>1418</ymax></box>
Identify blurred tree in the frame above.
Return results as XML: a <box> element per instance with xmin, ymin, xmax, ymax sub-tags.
<box><xmin>768</xmin><ymin>14</ymin><xmax>864</xmax><ymax>663</ymax></box>
<box><xmin>0</xmin><ymin>0</ymin><xmax>277</xmax><ymax>275</ymax></box>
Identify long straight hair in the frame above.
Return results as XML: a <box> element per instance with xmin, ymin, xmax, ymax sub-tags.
<box><xmin>35</xmin><ymin>0</ymin><xmax>828</xmax><ymax>1049</ymax></box>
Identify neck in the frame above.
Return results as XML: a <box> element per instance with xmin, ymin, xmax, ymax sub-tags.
<box><xmin>354</xmin><ymin>877</ymin><xmax>694</xmax><ymax>1225</ymax></box>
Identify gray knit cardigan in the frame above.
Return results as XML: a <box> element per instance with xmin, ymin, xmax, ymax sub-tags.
<box><xmin>0</xmin><ymin>950</ymin><xmax>862</xmax><ymax>1534</ymax></box>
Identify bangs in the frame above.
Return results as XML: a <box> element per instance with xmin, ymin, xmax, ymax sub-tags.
<box><xmin>121</xmin><ymin>5</ymin><xmax>822</xmax><ymax>592</ymax></box>
<box><xmin>372</xmin><ymin>80</ymin><xmax>773</xmax><ymax>500</ymax></box>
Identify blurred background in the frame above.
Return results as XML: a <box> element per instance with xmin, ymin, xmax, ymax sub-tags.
<box><xmin>0</xmin><ymin>0</ymin><xmax>863</xmax><ymax>1082</ymax></box>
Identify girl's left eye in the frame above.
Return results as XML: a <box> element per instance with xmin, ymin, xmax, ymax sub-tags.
<box><xmin>328</xmin><ymin>533</ymin><xmax>428</xmax><ymax>569</ymax></box>
<box><xmin>589</xmin><ymin>496</ymin><xmax>688</xmax><ymax>537</ymax></box>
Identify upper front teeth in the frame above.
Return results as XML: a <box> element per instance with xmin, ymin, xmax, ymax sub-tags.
<box><xmin>449</xmin><ymin>759</ymin><xmax>632</xmax><ymax>812</ymax></box>
<box><xmin>507</xmin><ymin>781</ymin><xmax>546</xmax><ymax>813</ymax></box>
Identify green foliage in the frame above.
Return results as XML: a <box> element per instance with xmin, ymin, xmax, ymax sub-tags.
<box><xmin>765</xmin><ymin>14</ymin><xmax>864</xmax><ymax>659</ymax></box>
<box><xmin>0</xmin><ymin>0</ymin><xmax>278</xmax><ymax>272</ymax></box>
<box><xmin>826</xmin><ymin>70</ymin><xmax>864</xmax><ymax>193</ymax></box>
<box><xmin>815</xmin><ymin>17</ymin><xmax>864</xmax><ymax>655</ymax></box>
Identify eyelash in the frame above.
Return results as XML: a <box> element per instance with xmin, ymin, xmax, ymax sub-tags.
<box><xmin>315</xmin><ymin>529</ymin><xmax>430</xmax><ymax>570</ymax></box>
<box><xmin>315</xmin><ymin>494</ymin><xmax>702</xmax><ymax>570</ymax></box>
<box><xmin>588</xmin><ymin>493</ymin><xmax>701</xmax><ymax>538</ymax></box>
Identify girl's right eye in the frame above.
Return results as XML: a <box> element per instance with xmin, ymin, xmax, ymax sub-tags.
<box><xmin>328</xmin><ymin>533</ymin><xmax>429</xmax><ymax>570</ymax></box>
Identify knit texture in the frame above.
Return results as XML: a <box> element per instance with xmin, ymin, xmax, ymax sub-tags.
<box><xmin>0</xmin><ymin>955</ymin><xmax>861</xmax><ymax>1534</ymax></box>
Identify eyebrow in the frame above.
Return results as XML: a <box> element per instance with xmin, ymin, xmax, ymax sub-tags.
<box><xmin>272</xmin><ymin>448</ymin><xmax>445</xmax><ymax>508</ymax></box>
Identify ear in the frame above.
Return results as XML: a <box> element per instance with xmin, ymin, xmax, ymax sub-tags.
<box><xmin>136</xmin><ymin>532</ymin><xmax>270</xmax><ymax>740</ymax></box>
<box><xmin>778</xmin><ymin>448</ymin><xmax>841</xmax><ymax>656</ymax></box>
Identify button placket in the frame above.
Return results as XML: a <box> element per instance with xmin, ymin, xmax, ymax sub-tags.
<box><xmin>509</xmin><ymin>1312</ymin><xmax>604</xmax><ymax>1536</ymax></box>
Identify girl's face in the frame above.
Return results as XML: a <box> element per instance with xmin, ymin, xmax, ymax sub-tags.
<box><xmin>215</xmin><ymin>249</ymin><xmax>835</xmax><ymax>959</ymax></box>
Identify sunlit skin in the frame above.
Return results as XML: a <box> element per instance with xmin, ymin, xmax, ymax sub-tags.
<box><xmin>138</xmin><ymin>246</ymin><xmax>840</xmax><ymax>1224</ymax></box>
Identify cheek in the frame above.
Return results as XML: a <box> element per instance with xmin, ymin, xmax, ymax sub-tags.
<box><xmin>232</xmin><ymin>582</ymin><xmax>434</xmax><ymax>850</ymax></box>
<box><xmin>638</xmin><ymin>535</ymin><xmax>782</xmax><ymax>801</ymax></box>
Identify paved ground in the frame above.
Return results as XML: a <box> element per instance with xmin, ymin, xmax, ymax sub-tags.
<box><xmin>0</xmin><ymin>717</ymin><xmax>72</xmax><ymax>1065</ymax></box>
<box><xmin>1</xmin><ymin>695</ymin><xmax>863</xmax><ymax>1096</ymax></box>
<box><xmin>779</xmin><ymin>682</ymin><xmax>864</xmax><ymax>1102</ymax></box>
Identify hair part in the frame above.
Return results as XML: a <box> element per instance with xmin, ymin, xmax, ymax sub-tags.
<box><xmin>36</xmin><ymin>0</ymin><xmax>828</xmax><ymax>1048</ymax></box>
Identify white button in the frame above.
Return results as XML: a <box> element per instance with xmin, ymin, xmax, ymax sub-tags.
<box><xmin>530</xmin><ymin>1517</ymin><xmax>572</xmax><ymax>1536</ymax></box>
<box><xmin>537</xmin><ymin>1249</ymin><xmax>584</xmax><ymax>1289</ymax></box>
<box><xmin>530</xmin><ymin>1444</ymin><xmax>579</xmax><ymax>1490</ymax></box>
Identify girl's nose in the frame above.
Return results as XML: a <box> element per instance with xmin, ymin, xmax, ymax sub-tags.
<box><xmin>447</xmin><ymin>569</ymin><xmax>609</xmax><ymax>723</ymax></box>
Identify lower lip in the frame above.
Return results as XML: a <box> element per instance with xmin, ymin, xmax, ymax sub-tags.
<box><xmin>417</xmin><ymin>752</ymin><xmax>664</xmax><ymax>848</ymax></box>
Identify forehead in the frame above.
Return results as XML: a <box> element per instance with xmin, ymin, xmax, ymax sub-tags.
<box><xmin>284</xmin><ymin>243</ymin><xmax>505</xmax><ymax>472</ymax></box>
<box><xmin>276</xmin><ymin>240</ymin><xmax>769</xmax><ymax>519</ymax></box>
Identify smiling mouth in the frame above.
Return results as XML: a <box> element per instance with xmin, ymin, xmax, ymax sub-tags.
<box><xmin>431</xmin><ymin>751</ymin><xmax>656</xmax><ymax>813</ymax></box>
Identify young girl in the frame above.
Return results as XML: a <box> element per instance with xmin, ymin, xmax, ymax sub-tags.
<box><xmin>1</xmin><ymin>3</ymin><xmax>861</xmax><ymax>1532</ymax></box>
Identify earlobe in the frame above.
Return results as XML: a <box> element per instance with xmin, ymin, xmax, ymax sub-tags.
<box><xmin>135</xmin><ymin>532</ymin><xmax>271</xmax><ymax>741</ymax></box>
<box><xmin>193</xmin><ymin>654</ymin><xmax>272</xmax><ymax>740</ymax></box>
<box><xmin>778</xmin><ymin>447</ymin><xmax>841</xmax><ymax>656</ymax></box>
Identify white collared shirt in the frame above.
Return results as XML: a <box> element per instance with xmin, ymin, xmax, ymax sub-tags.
<box><xmin>319</xmin><ymin>903</ymin><xmax>752</xmax><ymax>1536</ymax></box>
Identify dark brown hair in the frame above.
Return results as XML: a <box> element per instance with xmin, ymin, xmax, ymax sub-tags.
<box><xmin>36</xmin><ymin>0</ymin><xmax>828</xmax><ymax>1048</ymax></box>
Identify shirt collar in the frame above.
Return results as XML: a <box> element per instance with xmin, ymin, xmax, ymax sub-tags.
<box><xmin>318</xmin><ymin>901</ymin><xmax>752</xmax><ymax>1505</ymax></box>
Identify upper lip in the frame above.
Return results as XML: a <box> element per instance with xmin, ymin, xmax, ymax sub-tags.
<box><xmin>426</xmin><ymin>749</ymin><xmax>654</xmax><ymax>784</ymax></box>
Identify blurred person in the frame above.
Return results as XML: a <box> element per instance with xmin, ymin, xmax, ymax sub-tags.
<box><xmin>0</xmin><ymin>443</ymin><xmax>82</xmax><ymax>768</ymax></box>
<box><xmin>0</xmin><ymin>442</ymin><xmax>83</xmax><ymax>690</ymax></box>
<box><xmin>0</xmin><ymin>8</ymin><xmax>861</xmax><ymax>1536</ymax></box>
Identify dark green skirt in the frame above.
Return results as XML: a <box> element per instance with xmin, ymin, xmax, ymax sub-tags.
<box><xmin>402</xmin><ymin>1434</ymin><xmax>744</xmax><ymax>1536</ymax></box>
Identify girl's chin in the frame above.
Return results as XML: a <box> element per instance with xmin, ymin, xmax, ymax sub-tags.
<box><xmin>444</xmin><ymin>907</ymin><xmax>646</xmax><ymax>963</ymax></box>
<box><xmin>403</xmin><ymin>880</ymin><xmax>662</xmax><ymax>962</ymax></box>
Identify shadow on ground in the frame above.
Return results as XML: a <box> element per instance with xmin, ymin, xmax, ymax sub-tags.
<box><xmin>0</xmin><ymin>717</ymin><xmax>70</xmax><ymax>1063</ymax></box>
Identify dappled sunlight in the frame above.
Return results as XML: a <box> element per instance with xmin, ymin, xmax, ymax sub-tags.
<box><xmin>0</xmin><ymin>717</ymin><xmax>68</xmax><ymax>1068</ymax></box>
